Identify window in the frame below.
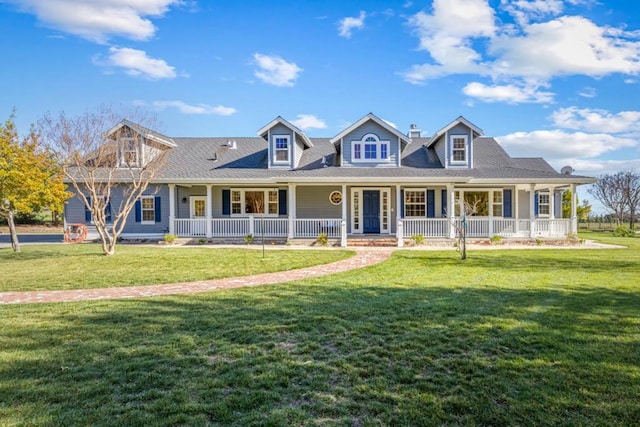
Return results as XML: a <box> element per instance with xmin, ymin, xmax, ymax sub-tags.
<box><xmin>492</xmin><ymin>191</ymin><xmax>503</xmax><ymax>217</ymax></box>
<box><xmin>141</xmin><ymin>196</ymin><xmax>155</xmax><ymax>224</ymax></box>
<box><xmin>230</xmin><ymin>189</ymin><xmax>279</xmax><ymax>216</ymax></box>
<box><xmin>538</xmin><ymin>193</ymin><xmax>550</xmax><ymax>216</ymax></box>
<box><xmin>450</xmin><ymin>136</ymin><xmax>467</xmax><ymax>164</ymax></box>
<box><xmin>351</xmin><ymin>134</ymin><xmax>390</xmax><ymax>163</ymax></box>
<box><xmin>405</xmin><ymin>190</ymin><xmax>426</xmax><ymax>217</ymax></box>
<box><xmin>273</xmin><ymin>135</ymin><xmax>290</xmax><ymax>164</ymax></box>
<box><xmin>120</xmin><ymin>138</ymin><xmax>140</xmax><ymax>167</ymax></box>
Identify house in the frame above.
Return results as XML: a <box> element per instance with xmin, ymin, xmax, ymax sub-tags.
<box><xmin>63</xmin><ymin>113</ymin><xmax>596</xmax><ymax>246</ymax></box>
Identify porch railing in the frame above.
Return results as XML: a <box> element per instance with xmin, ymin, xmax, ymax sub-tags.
<box><xmin>172</xmin><ymin>217</ymin><xmax>572</xmax><ymax>239</ymax></box>
<box><xmin>295</xmin><ymin>218</ymin><xmax>342</xmax><ymax>238</ymax></box>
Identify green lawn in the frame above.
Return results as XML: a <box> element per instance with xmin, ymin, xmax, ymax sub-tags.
<box><xmin>0</xmin><ymin>245</ymin><xmax>353</xmax><ymax>292</ymax></box>
<box><xmin>0</xmin><ymin>234</ymin><xmax>638</xmax><ymax>425</ymax></box>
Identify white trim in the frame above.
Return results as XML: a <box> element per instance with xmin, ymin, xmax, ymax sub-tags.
<box><xmin>140</xmin><ymin>195</ymin><xmax>156</xmax><ymax>225</ymax></box>
<box><xmin>350</xmin><ymin>187</ymin><xmax>391</xmax><ymax>234</ymax></box>
<box><xmin>257</xmin><ymin>116</ymin><xmax>313</xmax><ymax>148</ymax></box>
<box><xmin>449</xmin><ymin>134</ymin><xmax>468</xmax><ymax>166</ymax></box>
<box><xmin>428</xmin><ymin>115</ymin><xmax>484</xmax><ymax>147</ymax></box>
<box><xmin>351</xmin><ymin>133</ymin><xmax>390</xmax><ymax>163</ymax></box>
<box><xmin>190</xmin><ymin>196</ymin><xmax>207</xmax><ymax>219</ymax></box>
<box><xmin>330</xmin><ymin>113</ymin><xmax>411</xmax><ymax>146</ymax></box>
<box><xmin>272</xmin><ymin>134</ymin><xmax>291</xmax><ymax>165</ymax></box>
<box><xmin>119</xmin><ymin>137</ymin><xmax>140</xmax><ymax>168</ymax></box>
<box><xmin>229</xmin><ymin>188</ymin><xmax>280</xmax><ymax>217</ymax></box>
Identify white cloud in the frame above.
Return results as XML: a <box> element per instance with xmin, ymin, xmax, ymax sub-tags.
<box><xmin>290</xmin><ymin>114</ymin><xmax>327</xmax><ymax>130</ymax></box>
<box><xmin>502</xmin><ymin>0</ymin><xmax>564</xmax><ymax>26</ymax></box>
<box><xmin>152</xmin><ymin>100</ymin><xmax>236</xmax><ymax>116</ymax></box>
<box><xmin>96</xmin><ymin>47</ymin><xmax>176</xmax><ymax>79</ymax></box>
<box><xmin>402</xmin><ymin>0</ymin><xmax>495</xmax><ymax>83</ymax></box>
<box><xmin>6</xmin><ymin>0</ymin><xmax>179</xmax><ymax>43</ymax></box>
<box><xmin>382</xmin><ymin>119</ymin><xmax>398</xmax><ymax>129</ymax></box>
<box><xmin>463</xmin><ymin>80</ymin><xmax>554</xmax><ymax>103</ymax></box>
<box><xmin>550</xmin><ymin>107</ymin><xmax>640</xmax><ymax>133</ymax></box>
<box><xmin>496</xmin><ymin>130</ymin><xmax>637</xmax><ymax>159</ymax></box>
<box><xmin>253</xmin><ymin>53</ymin><xmax>302</xmax><ymax>87</ymax></box>
<box><xmin>402</xmin><ymin>3</ymin><xmax>640</xmax><ymax>103</ymax></box>
<box><xmin>578</xmin><ymin>86</ymin><xmax>597</xmax><ymax>98</ymax></box>
<box><xmin>490</xmin><ymin>16</ymin><xmax>640</xmax><ymax>79</ymax></box>
<box><xmin>338</xmin><ymin>10</ymin><xmax>366</xmax><ymax>38</ymax></box>
<box><xmin>553</xmin><ymin>158</ymin><xmax>640</xmax><ymax>175</ymax></box>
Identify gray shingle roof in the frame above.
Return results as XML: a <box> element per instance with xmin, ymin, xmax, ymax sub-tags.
<box><xmin>153</xmin><ymin>135</ymin><xmax>593</xmax><ymax>183</ymax></box>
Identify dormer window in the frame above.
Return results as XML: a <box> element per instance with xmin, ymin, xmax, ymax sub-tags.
<box><xmin>352</xmin><ymin>134</ymin><xmax>389</xmax><ymax>163</ymax></box>
<box><xmin>273</xmin><ymin>135</ymin><xmax>290</xmax><ymax>164</ymax></box>
<box><xmin>119</xmin><ymin>138</ymin><xmax>140</xmax><ymax>168</ymax></box>
<box><xmin>450</xmin><ymin>135</ymin><xmax>467</xmax><ymax>164</ymax></box>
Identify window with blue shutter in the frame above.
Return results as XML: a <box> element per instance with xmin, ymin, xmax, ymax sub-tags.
<box><xmin>503</xmin><ymin>190</ymin><xmax>512</xmax><ymax>218</ymax></box>
<box><xmin>426</xmin><ymin>190</ymin><xmax>435</xmax><ymax>218</ymax></box>
<box><xmin>155</xmin><ymin>196</ymin><xmax>161</xmax><ymax>223</ymax></box>
<box><xmin>135</xmin><ymin>200</ymin><xmax>141</xmax><ymax>222</ymax></box>
<box><xmin>222</xmin><ymin>190</ymin><xmax>230</xmax><ymax>215</ymax></box>
<box><xmin>278</xmin><ymin>189</ymin><xmax>287</xmax><ymax>215</ymax></box>
<box><xmin>400</xmin><ymin>190</ymin><xmax>404</xmax><ymax>217</ymax></box>
<box><xmin>85</xmin><ymin>196</ymin><xmax>92</xmax><ymax>222</ymax></box>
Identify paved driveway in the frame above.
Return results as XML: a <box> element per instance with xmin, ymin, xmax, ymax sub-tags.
<box><xmin>0</xmin><ymin>233</ymin><xmax>64</xmax><ymax>246</ymax></box>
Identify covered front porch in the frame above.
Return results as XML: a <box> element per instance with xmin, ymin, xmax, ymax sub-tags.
<box><xmin>166</xmin><ymin>182</ymin><xmax>580</xmax><ymax>246</ymax></box>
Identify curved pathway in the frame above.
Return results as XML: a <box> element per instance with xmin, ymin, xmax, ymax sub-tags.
<box><xmin>0</xmin><ymin>248</ymin><xmax>393</xmax><ymax>305</ymax></box>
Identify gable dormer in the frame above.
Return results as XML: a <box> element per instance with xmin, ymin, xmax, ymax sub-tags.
<box><xmin>427</xmin><ymin>116</ymin><xmax>483</xmax><ymax>169</ymax></box>
<box><xmin>105</xmin><ymin>119</ymin><xmax>176</xmax><ymax>169</ymax></box>
<box><xmin>330</xmin><ymin>113</ymin><xmax>411</xmax><ymax>168</ymax></box>
<box><xmin>257</xmin><ymin>116</ymin><xmax>313</xmax><ymax>169</ymax></box>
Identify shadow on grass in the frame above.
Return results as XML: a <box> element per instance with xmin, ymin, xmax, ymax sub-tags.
<box><xmin>2</xmin><ymin>279</ymin><xmax>638</xmax><ymax>425</ymax></box>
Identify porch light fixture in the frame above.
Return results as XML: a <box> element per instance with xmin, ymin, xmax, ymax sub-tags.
<box><xmin>181</xmin><ymin>197</ymin><xmax>187</xmax><ymax>204</ymax></box>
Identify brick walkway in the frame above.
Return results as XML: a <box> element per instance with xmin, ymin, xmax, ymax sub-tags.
<box><xmin>0</xmin><ymin>248</ymin><xmax>393</xmax><ymax>305</ymax></box>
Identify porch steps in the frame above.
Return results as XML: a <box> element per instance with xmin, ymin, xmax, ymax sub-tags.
<box><xmin>347</xmin><ymin>236</ymin><xmax>398</xmax><ymax>247</ymax></box>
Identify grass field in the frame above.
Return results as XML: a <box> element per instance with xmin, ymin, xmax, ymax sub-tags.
<box><xmin>0</xmin><ymin>232</ymin><xmax>638</xmax><ymax>425</ymax></box>
<box><xmin>0</xmin><ymin>245</ymin><xmax>353</xmax><ymax>292</ymax></box>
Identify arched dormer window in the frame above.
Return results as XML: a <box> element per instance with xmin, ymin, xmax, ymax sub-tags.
<box><xmin>351</xmin><ymin>133</ymin><xmax>390</xmax><ymax>163</ymax></box>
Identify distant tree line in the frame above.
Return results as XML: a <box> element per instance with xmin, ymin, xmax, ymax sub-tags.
<box><xmin>588</xmin><ymin>171</ymin><xmax>640</xmax><ymax>229</ymax></box>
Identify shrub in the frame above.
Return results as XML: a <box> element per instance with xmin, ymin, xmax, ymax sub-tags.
<box><xmin>164</xmin><ymin>234</ymin><xmax>178</xmax><ymax>245</ymax></box>
<box><xmin>244</xmin><ymin>234</ymin><xmax>254</xmax><ymax>244</ymax></box>
<box><xmin>317</xmin><ymin>232</ymin><xmax>328</xmax><ymax>246</ymax></box>
<box><xmin>613</xmin><ymin>226</ymin><xmax>636</xmax><ymax>237</ymax></box>
<box><xmin>535</xmin><ymin>238</ymin><xmax>543</xmax><ymax>245</ymax></box>
<box><xmin>198</xmin><ymin>238</ymin><xmax>206</xmax><ymax>245</ymax></box>
<box><xmin>489</xmin><ymin>235</ymin><xmax>503</xmax><ymax>244</ymax></box>
<box><xmin>411</xmin><ymin>234</ymin><xmax>424</xmax><ymax>245</ymax></box>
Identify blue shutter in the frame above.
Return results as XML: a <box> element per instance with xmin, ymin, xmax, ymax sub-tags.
<box><xmin>85</xmin><ymin>196</ymin><xmax>92</xmax><ymax>222</ymax></box>
<box><xmin>155</xmin><ymin>196</ymin><xmax>161</xmax><ymax>223</ymax></box>
<box><xmin>105</xmin><ymin>198</ymin><xmax>112</xmax><ymax>222</ymax></box>
<box><xmin>135</xmin><ymin>200</ymin><xmax>141</xmax><ymax>222</ymax></box>
<box><xmin>441</xmin><ymin>189</ymin><xmax>447</xmax><ymax>217</ymax></box>
<box><xmin>400</xmin><ymin>190</ymin><xmax>404</xmax><ymax>218</ymax></box>
<box><xmin>278</xmin><ymin>189</ymin><xmax>287</xmax><ymax>215</ymax></box>
<box><xmin>222</xmin><ymin>190</ymin><xmax>230</xmax><ymax>215</ymax></box>
<box><xmin>503</xmin><ymin>189</ymin><xmax>512</xmax><ymax>218</ymax></box>
<box><xmin>426</xmin><ymin>190</ymin><xmax>435</xmax><ymax>218</ymax></box>
<box><xmin>534</xmin><ymin>193</ymin><xmax>539</xmax><ymax>216</ymax></box>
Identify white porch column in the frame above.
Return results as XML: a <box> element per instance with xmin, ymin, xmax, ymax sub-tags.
<box><xmin>529</xmin><ymin>184</ymin><xmax>536</xmax><ymax>238</ymax></box>
<box><xmin>168</xmin><ymin>184</ymin><xmax>176</xmax><ymax>235</ymax></box>
<box><xmin>549</xmin><ymin>186</ymin><xmax>556</xmax><ymax>219</ymax></box>
<box><xmin>288</xmin><ymin>184</ymin><xmax>296</xmax><ymax>240</ymax></box>
<box><xmin>205</xmin><ymin>184</ymin><xmax>212</xmax><ymax>238</ymax></box>
<box><xmin>488</xmin><ymin>190</ymin><xmax>494</xmax><ymax>237</ymax></box>
<box><xmin>396</xmin><ymin>184</ymin><xmax>403</xmax><ymax>247</ymax></box>
<box><xmin>448</xmin><ymin>184</ymin><xmax>456</xmax><ymax>239</ymax></box>
<box><xmin>341</xmin><ymin>184</ymin><xmax>348</xmax><ymax>247</ymax></box>
<box><xmin>570</xmin><ymin>183</ymin><xmax>578</xmax><ymax>233</ymax></box>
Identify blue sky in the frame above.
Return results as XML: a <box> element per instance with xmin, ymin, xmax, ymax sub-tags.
<box><xmin>1</xmin><ymin>0</ymin><xmax>639</xmax><ymax>183</ymax></box>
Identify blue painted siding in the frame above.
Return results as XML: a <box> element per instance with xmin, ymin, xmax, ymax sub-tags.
<box><xmin>341</xmin><ymin>120</ymin><xmax>399</xmax><ymax>167</ymax></box>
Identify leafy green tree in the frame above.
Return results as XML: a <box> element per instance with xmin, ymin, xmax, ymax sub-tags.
<box><xmin>562</xmin><ymin>190</ymin><xmax>591</xmax><ymax>221</ymax></box>
<box><xmin>0</xmin><ymin>116</ymin><xmax>69</xmax><ymax>252</ymax></box>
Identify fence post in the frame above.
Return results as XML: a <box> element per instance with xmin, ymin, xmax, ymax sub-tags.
<box><xmin>249</xmin><ymin>215</ymin><xmax>254</xmax><ymax>236</ymax></box>
<box><xmin>340</xmin><ymin>220</ymin><xmax>347</xmax><ymax>247</ymax></box>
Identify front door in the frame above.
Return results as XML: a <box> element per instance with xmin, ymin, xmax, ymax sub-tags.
<box><xmin>363</xmin><ymin>190</ymin><xmax>380</xmax><ymax>233</ymax></box>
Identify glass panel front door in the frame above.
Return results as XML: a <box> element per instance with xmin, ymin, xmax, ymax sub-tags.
<box><xmin>191</xmin><ymin>197</ymin><xmax>206</xmax><ymax>218</ymax></box>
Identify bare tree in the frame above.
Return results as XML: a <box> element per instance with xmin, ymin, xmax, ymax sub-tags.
<box><xmin>588</xmin><ymin>171</ymin><xmax>640</xmax><ymax>228</ymax></box>
<box><xmin>39</xmin><ymin>106</ymin><xmax>170</xmax><ymax>255</ymax></box>
<box><xmin>451</xmin><ymin>194</ymin><xmax>484</xmax><ymax>260</ymax></box>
